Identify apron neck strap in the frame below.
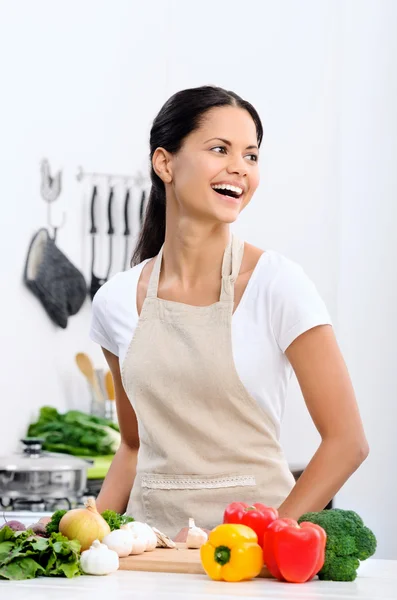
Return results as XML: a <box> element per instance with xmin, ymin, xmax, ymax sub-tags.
<box><xmin>146</xmin><ymin>244</ymin><xmax>164</xmax><ymax>298</ymax></box>
<box><xmin>219</xmin><ymin>234</ymin><xmax>245</xmax><ymax>302</ymax></box>
<box><xmin>146</xmin><ymin>234</ymin><xmax>245</xmax><ymax>301</ymax></box>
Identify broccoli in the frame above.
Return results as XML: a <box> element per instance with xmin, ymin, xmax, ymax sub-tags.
<box><xmin>46</xmin><ymin>510</ymin><xmax>67</xmax><ymax>535</ymax></box>
<box><xmin>101</xmin><ymin>510</ymin><xmax>134</xmax><ymax>531</ymax></box>
<box><xmin>298</xmin><ymin>509</ymin><xmax>377</xmax><ymax>581</ymax></box>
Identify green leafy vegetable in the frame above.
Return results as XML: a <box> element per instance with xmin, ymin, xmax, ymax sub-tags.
<box><xmin>0</xmin><ymin>526</ymin><xmax>82</xmax><ymax>580</ymax></box>
<box><xmin>46</xmin><ymin>510</ymin><xmax>67</xmax><ymax>535</ymax></box>
<box><xmin>298</xmin><ymin>509</ymin><xmax>377</xmax><ymax>581</ymax></box>
<box><xmin>27</xmin><ymin>406</ymin><xmax>121</xmax><ymax>456</ymax></box>
<box><xmin>101</xmin><ymin>510</ymin><xmax>134</xmax><ymax>530</ymax></box>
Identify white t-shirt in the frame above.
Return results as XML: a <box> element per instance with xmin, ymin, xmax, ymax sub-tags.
<box><xmin>89</xmin><ymin>249</ymin><xmax>332</xmax><ymax>437</ymax></box>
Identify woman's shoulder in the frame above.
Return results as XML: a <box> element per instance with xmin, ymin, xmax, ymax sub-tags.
<box><xmin>92</xmin><ymin>259</ymin><xmax>150</xmax><ymax>311</ymax></box>
<box><xmin>242</xmin><ymin>241</ymin><xmax>325</xmax><ymax>310</ymax></box>
<box><xmin>243</xmin><ymin>242</ymin><xmax>307</xmax><ymax>288</ymax></box>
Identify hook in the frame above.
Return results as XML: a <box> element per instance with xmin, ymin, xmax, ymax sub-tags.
<box><xmin>40</xmin><ymin>158</ymin><xmax>66</xmax><ymax>239</ymax></box>
<box><xmin>47</xmin><ymin>204</ymin><xmax>66</xmax><ymax>241</ymax></box>
<box><xmin>40</xmin><ymin>158</ymin><xmax>62</xmax><ymax>203</ymax></box>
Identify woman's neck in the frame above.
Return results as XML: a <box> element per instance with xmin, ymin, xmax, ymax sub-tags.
<box><xmin>162</xmin><ymin>219</ymin><xmax>230</xmax><ymax>289</ymax></box>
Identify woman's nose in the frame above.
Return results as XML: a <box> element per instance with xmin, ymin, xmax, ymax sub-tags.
<box><xmin>226</xmin><ymin>156</ymin><xmax>248</xmax><ymax>176</ymax></box>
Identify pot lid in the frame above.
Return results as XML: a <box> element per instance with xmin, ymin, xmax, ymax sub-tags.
<box><xmin>0</xmin><ymin>439</ymin><xmax>92</xmax><ymax>472</ymax></box>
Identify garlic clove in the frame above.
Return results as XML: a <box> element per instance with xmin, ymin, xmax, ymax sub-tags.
<box><xmin>121</xmin><ymin>521</ymin><xmax>157</xmax><ymax>552</ymax></box>
<box><xmin>129</xmin><ymin>534</ymin><xmax>147</xmax><ymax>555</ymax></box>
<box><xmin>152</xmin><ymin>527</ymin><xmax>176</xmax><ymax>549</ymax></box>
<box><xmin>185</xmin><ymin>518</ymin><xmax>208</xmax><ymax>549</ymax></box>
<box><xmin>102</xmin><ymin>529</ymin><xmax>134</xmax><ymax>558</ymax></box>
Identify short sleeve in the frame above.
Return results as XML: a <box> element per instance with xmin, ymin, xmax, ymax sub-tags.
<box><xmin>89</xmin><ymin>285</ymin><xmax>119</xmax><ymax>356</ymax></box>
<box><xmin>270</xmin><ymin>259</ymin><xmax>332</xmax><ymax>353</ymax></box>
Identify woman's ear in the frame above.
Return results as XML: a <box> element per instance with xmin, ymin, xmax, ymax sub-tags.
<box><xmin>152</xmin><ymin>147</ymin><xmax>173</xmax><ymax>184</ymax></box>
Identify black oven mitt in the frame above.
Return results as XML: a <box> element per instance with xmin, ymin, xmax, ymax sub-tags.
<box><xmin>23</xmin><ymin>228</ymin><xmax>87</xmax><ymax>329</ymax></box>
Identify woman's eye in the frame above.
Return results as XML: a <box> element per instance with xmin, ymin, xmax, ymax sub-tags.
<box><xmin>211</xmin><ymin>146</ymin><xmax>227</xmax><ymax>154</ymax></box>
<box><xmin>210</xmin><ymin>146</ymin><xmax>258</xmax><ymax>162</ymax></box>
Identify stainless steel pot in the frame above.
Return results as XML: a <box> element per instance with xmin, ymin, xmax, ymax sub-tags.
<box><xmin>0</xmin><ymin>439</ymin><xmax>92</xmax><ymax>501</ymax></box>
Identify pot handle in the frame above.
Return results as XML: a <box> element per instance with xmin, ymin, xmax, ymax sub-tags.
<box><xmin>20</xmin><ymin>438</ymin><xmax>44</xmax><ymax>456</ymax></box>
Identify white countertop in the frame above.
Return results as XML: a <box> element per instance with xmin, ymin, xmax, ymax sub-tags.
<box><xmin>1</xmin><ymin>559</ymin><xmax>396</xmax><ymax>599</ymax></box>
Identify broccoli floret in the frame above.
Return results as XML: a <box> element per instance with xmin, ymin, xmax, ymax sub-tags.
<box><xmin>356</xmin><ymin>525</ymin><xmax>377</xmax><ymax>560</ymax></box>
<box><xmin>319</xmin><ymin>552</ymin><xmax>360</xmax><ymax>582</ymax></box>
<box><xmin>101</xmin><ymin>510</ymin><xmax>134</xmax><ymax>531</ymax></box>
<box><xmin>298</xmin><ymin>509</ymin><xmax>377</xmax><ymax>582</ymax></box>
<box><xmin>46</xmin><ymin>510</ymin><xmax>67</xmax><ymax>534</ymax></box>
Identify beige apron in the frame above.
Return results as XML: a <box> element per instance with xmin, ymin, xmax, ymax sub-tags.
<box><xmin>121</xmin><ymin>235</ymin><xmax>295</xmax><ymax>538</ymax></box>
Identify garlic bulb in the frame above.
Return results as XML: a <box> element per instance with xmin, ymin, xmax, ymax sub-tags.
<box><xmin>129</xmin><ymin>535</ymin><xmax>147</xmax><ymax>555</ymax></box>
<box><xmin>185</xmin><ymin>518</ymin><xmax>208</xmax><ymax>549</ymax></box>
<box><xmin>80</xmin><ymin>539</ymin><xmax>119</xmax><ymax>575</ymax></box>
<box><xmin>102</xmin><ymin>528</ymin><xmax>135</xmax><ymax>558</ymax></box>
<box><xmin>123</xmin><ymin>522</ymin><xmax>157</xmax><ymax>552</ymax></box>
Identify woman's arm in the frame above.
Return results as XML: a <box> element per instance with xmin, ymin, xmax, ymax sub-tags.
<box><xmin>95</xmin><ymin>348</ymin><xmax>140</xmax><ymax>514</ymax></box>
<box><xmin>278</xmin><ymin>325</ymin><xmax>369</xmax><ymax>520</ymax></box>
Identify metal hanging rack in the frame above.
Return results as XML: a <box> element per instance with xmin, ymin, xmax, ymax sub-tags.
<box><xmin>76</xmin><ymin>166</ymin><xmax>149</xmax><ymax>187</ymax></box>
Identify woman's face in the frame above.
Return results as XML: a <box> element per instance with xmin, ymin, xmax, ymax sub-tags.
<box><xmin>156</xmin><ymin>106</ymin><xmax>260</xmax><ymax>224</ymax></box>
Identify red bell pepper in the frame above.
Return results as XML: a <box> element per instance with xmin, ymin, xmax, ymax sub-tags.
<box><xmin>263</xmin><ymin>518</ymin><xmax>327</xmax><ymax>583</ymax></box>
<box><xmin>223</xmin><ymin>502</ymin><xmax>278</xmax><ymax>548</ymax></box>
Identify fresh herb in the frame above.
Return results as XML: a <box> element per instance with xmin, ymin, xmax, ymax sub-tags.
<box><xmin>46</xmin><ymin>510</ymin><xmax>67</xmax><ymax>535</ymax></box>
<box><xmin>101</xmin><ymin>510</ymin><xmax>134</xmax><ymax>531</ymax></box>
<box><xmin>0</xmin><ymin>526</ymin><xmax>81</xmax><ymax>580</ymax></box>
<box><xmin>27</xmin><ymin>406</ymin><xmax>120</xmax><ymax>456</ymax></box>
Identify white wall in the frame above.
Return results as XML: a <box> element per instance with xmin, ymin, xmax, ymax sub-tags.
<box><xmin>332</xmin><ymin>0</ymin><xmax>397</xmax><ymax>560</ymax></box>
<box><xmin>0</xmin><ymin>0</ymin><xmax>395</xmax><ymax>558</ymax></box>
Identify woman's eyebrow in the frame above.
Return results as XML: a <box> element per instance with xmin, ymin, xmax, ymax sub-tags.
<box><xmin>204</xmin><ymin>137</ymin><xmax>258</xmax><ymax>150</ymax></box>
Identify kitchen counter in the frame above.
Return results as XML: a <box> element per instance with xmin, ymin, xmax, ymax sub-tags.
<box><xmin>1</xmin><ymin>559</ymin><xmax>396</xmax><ymax>599</ymax></box>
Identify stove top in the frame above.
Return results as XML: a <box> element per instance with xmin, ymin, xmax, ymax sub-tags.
<box><xmin>0</xmin><ymin>497</ymin><xmax>88</xmax><ymax>530</ymax></box>
<box><xmin>1</xmin><ymin>497</ymin><xmax>76</xmax><ymax>512</ymax></box>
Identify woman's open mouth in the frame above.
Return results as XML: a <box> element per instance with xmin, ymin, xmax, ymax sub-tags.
<box><xmin>211</xmin><ymin>183</ymin><xmax>244</xmax><ymax>204</ymax></box>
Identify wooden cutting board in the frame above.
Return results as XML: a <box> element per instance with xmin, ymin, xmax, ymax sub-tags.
<box><xmin>119</xmin><ymin>544</ymin><xmax>271</xmax><ymax>578</ymax></box>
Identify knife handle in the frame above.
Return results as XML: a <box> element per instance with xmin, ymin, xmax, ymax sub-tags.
<box><xmin>123</xmin><ymin>189</ymin><xmax>131</xmax><ymax>236</ymax></box>
<box><xmin>89</xmin><ymin>185</ymin><xmax>98</xmax><ymax>234</ymax></box>
<box><xmin>107</xmin><ymin>187</ymin><xmax>114</xmax><ymax>235</ymax></box>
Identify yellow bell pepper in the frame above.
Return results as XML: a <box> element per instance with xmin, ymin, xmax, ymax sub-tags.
<box><xmin>200</xmin><ymin>523</ymin><xmax>263</xmax><ymax>582</ymax></box>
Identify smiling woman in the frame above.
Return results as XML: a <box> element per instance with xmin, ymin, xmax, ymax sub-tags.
<box><xmin>89</xmin><ymin>85</ymin><xmax>369</xmax><ymax>541</ymax></box>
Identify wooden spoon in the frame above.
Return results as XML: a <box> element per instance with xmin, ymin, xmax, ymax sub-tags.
<box><xmin>104</xmin><ymin>370</ymin><xmax>117</xmax><ymax>421</ymax></box>
<box><xmin>75</xmin><ymin>352</ymin><xmax>104</xmax><ymax>404</ymax></box>
<box><xmin>105</xmin><ymin>370</ymin><xmax>115</xmax><ymax>401</ymax></box>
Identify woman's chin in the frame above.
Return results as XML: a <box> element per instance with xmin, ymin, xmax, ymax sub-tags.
<box><xmin>213</xmin><ymin>206</ymin><xmax>241</xmax><ymax>224</ymax></box>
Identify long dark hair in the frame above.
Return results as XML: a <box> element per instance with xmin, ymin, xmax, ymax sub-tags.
<box><xmin>131</xmin><ymin>85</ymin><xmax>263</xmax><ymax>265</ymax></box>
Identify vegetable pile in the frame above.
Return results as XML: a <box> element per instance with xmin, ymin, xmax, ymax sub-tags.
<box><xmin>46</xmin><ymin>508</ymin><xmax>134</xmax><ymax>537</ymax></box>
<box><xmin>27</xmin><ymin>406</ymin><xmax>121</xmax><ymax>456</ymax></box>
<box><xmin>298</xmin><ymin>509</ymin><xmax>377</xmax><ymax>581</ymax></box>
<box><xmin>0</xmin><ymin>526</ymin><xmax>81</xmax><ymax>580</ymax></box>
<box><xmin>220</xmin><ymin>503</ymin><xmax>327</xmax><ymax>583</ymax></box>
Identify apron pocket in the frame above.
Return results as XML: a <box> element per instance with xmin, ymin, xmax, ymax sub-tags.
<box><xmin>140</xmin><ymin>472</ymin><xmax>258</xmax><ymax>538</ymax></box>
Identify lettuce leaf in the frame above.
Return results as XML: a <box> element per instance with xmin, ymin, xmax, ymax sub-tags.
<box><xmin>27</xmin><ymin>406</ymin><xmax>120</xmax><ymax>456</ymax></box>
<box><xmin>0</xmin><ymin>526</ymin><xmax>81</xmax><ymax>580</ymax></box>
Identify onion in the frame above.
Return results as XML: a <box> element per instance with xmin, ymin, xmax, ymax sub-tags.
<box><xmin>59</xmin><ymin>497</ymin><xmax>110</xmax><ymax>551</ymax></box>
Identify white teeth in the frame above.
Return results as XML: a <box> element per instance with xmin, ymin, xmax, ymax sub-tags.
<box><xmin>211</xmin><ymin>183</ymin><xmax>243</xmax><ymax>196</ymax></box>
